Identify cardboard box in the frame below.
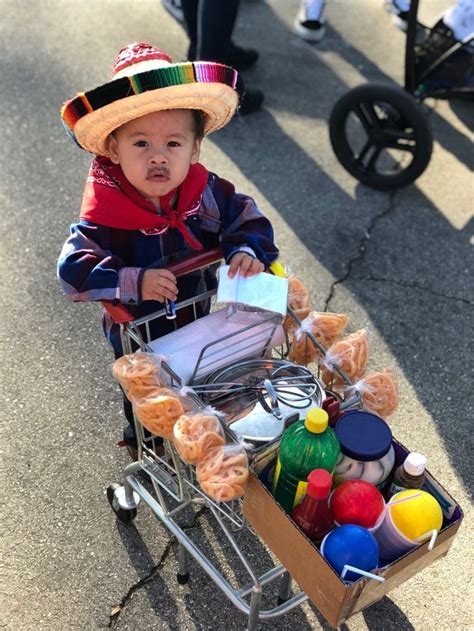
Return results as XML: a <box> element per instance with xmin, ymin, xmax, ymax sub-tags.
<box><xmin>242</xmin><ymin>440</ymin><xmax>463</xmax><ymax>628</ymax></box>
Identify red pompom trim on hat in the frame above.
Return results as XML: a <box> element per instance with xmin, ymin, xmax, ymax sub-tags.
<box><xmin>112</xmin><ymin>42</ymin><xmax>172</xmax><ymax>77</ymax></box>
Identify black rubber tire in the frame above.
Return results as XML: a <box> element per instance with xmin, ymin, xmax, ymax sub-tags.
<box><xmin>329</xmin><ymin>83</ymin><xmax>433</xmax><ymax>190</ymax></box>
<box><xmin>277</xmin><ymin>596</ymin><xmax>289</xmax><ymax>606</ymax></box>
<box><xmin>107</xmin><ymin>483</ymin><xmax>137</xmax><ymax>524</ymax></box>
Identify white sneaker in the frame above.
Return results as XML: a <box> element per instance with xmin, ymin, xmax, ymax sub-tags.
<box><xmin>383</xmin><ymin>0</ymin><xmax>410</xmax><ymax>32</ymax></box>
<box><xmin>161</xmin><ymin>0</ymin><xmax>184</xmax><ymax>23</ymax></box>
<box><xmin>294</xmin><ymin>0</ymin><xmax>326</xmax><ymax>43</ymax></box>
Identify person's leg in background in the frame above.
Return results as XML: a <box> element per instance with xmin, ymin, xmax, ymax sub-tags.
<box><xmin>162</xmin><ymin>0</ymin><xmax>184</xmax><ymax>23</ymax></box>
<box><xmin>195</xmin><ymin>0</ymin><xmax>240</xmax><ymax>62</ymax></box>
<box><xmin>180</xmin><ymin>0</ymin><xmax>199</xmax><ymax>59</ymax></box>
<box><xmin>181</xmin><ymin>0</ymin><xmax>258</xmax><ymax>69</ymax></box>
<box><xmin>420</xmin><ymin>0</ymin><xmax>474</xmax><ymax>90</ymax></box>
<box><xmin>386</xmin><ymin>0</ymin><xmax>473</xmax><ymax>90</ymax></box>
<box><xmin>181</xmin><ymin>0</ymin><xmax>240</xmax><ymax>63</ymax></box>
<box><xmin>387</xmin><ymin>0</ymin><xmax>473</xmax><ymax>41</ymax></box>
<box><xmin>442</xmin><ymin>0</ymin><xmax>474</xmax><ymax>43</ymax></box>
<box><xmin>294</xmin><ymin>0</ymin><xmax>327</xmax><ymax>43</ymax></box>
<box><xmin>180</xmin><ymin>0</ymin><xmax>263</xmax><ymax>113</ymax></box>
<box><xmin>384</xmin><ymin>0</ymin><xmax>411</xmax><ymax>31</ymax></box>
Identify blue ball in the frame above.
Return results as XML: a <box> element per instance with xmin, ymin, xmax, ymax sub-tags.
<box><xmin>321</xmin><ymin>525</ymin><xmax>380</xmax><ymax>582</ymax></box>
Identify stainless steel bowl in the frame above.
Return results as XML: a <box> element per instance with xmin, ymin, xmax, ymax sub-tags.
<box><xmin>201</xmin><ymin>358</ymin><xmax>326</xmax><ymax>445</ymax></box>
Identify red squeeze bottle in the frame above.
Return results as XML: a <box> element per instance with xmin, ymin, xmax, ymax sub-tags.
<box><xmin>291</xmin><ymin>469</ymin><xmax>334</xmax><ymax>543</ymax></box>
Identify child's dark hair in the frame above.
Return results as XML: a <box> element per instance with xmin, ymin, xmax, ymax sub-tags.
<box><xmin>191</xmin><ymin>110</ymin><xmax>206</xmax><ymax>139</ymax></box>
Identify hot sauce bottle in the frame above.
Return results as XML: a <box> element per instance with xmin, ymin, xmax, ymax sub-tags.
<box><xmin>291</xmin><ymin>469</ymin><xmax>334</xmax><ymax>544</ymax></box>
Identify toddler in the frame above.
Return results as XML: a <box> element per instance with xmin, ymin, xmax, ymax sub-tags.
<box><xmin>58</xmin><ymin>42</ymin><xmax>278</xmax><ymax>455</ymax></box>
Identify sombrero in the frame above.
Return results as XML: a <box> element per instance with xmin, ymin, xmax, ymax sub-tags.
<box><xmin>61</xmin><ymin>42</ymin><xmax>243</xmax><ymax>157</ymax></box>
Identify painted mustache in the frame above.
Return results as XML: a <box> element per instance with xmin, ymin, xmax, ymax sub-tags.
<box><xmin>147</xmin><ymin>166</ymin><xmax>170</xmax><ymax>178</ymax></box>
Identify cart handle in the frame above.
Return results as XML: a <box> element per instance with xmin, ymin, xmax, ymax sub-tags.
<box><xmin>100</xmin><ymin>247</ymin><xmax>224</xmax><ymax>324</ymax></box>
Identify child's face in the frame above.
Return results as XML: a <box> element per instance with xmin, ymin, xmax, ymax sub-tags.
<box><xmin>108</xmin><ymin>109</ymin><xmax>202</xmax><ymax>205</ymax></box>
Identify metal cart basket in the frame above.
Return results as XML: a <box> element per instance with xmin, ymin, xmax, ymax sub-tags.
<box><xmin>103</xmin><ymin>249</ymin><xmax>358</xmax><ymax>630</ymax></box>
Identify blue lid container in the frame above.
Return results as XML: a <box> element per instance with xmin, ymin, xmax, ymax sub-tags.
<box><xmin>321</xmin><ymin>524</ymin><xmax>380</xmax><ymax>582</ymax></box>
<box><xmin>335</xmin><ymin>410</ymin><xmax>392</xmax><ymax>462</ymax></box>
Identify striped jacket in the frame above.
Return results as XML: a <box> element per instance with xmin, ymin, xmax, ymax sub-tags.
<box><xmin>57</xmin><ymin>170</ymin><xmax>278</xmax><ymax>354</ymax></box>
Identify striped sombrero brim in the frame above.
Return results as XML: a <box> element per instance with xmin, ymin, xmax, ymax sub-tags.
<box><xmin>61</xmin><ymin>61</ymin><xmax>243</xmax><ymax>156</ymax></box>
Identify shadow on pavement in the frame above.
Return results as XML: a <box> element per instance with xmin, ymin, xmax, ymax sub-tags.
<box><xmin>115</xmin><ymin>521</ymin><xmax>180</xmax><ymax>623</ymax></box>
<box><xmin>363</xmin><ymin>596</ymin><xmax>416</xmax><ymax>630</ymax></box>
<box><xmin>447</xmin><ymin>96</ymin><xmax>474</xmax><ymax>132</ymax></box>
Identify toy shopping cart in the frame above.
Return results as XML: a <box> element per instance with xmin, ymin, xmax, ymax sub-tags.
<box><xmin>102</xmin><ymin>249</ymin><xmax>358</xmax><ymax>629</ymax></box>
<box><xmin>102</xmin><ymin>250</ymin><xmax>463</xmax><ymax>628</ymax></box>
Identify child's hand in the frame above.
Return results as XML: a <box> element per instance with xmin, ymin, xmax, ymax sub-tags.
<box><xmin>141</xmin><ymin>269</ymin><xmax>178</xmax><ymax>302</ymax></box>
<box><xmin>227</xmin><ymin>253</ymin><xmax>264</xmax><ymax>279</ymax></box>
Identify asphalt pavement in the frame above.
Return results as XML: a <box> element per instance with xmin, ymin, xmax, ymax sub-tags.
<box><xmin>1</xmin><ymin>0</ymin><xmax>472</xmax><ymax>629</ymax></box>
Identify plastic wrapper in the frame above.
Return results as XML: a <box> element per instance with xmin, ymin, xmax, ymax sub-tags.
<box><xmin>288</xmin><ymin>311</ymin><xmax>349</xmax><ymax>365</ymax></box>
<box><xmin>112</xmin><ymin>352</ymin><xmax>166</xmax><ymax>399</ymax></box>
<box><xmin>320</xmin><ymin>329</ymin><xmax>369</xmax><ymax>388</ymax></box>
<box><xmin>177</xmin><ymin>385</ymin><xmax>204</xmax><ymax>413</ymax></box>
<box><xmin>133</xmin><ymin>387</ymin><xmax>184</xmax><ymax>439</ymax></box>
<box><xmin>349</xmin><ymin>369</ymin><xmax>399</xmax><ymax>419</ymax></box>
<box><xmin>283</xmin><ymin>307</ymin><xmax>311</xmax><ymax>336</ymax></box>
<box><xmin>287</xmin><ymin>275</ymin><xmax>310</xmax><ymax>311</ymax></box>
<box><xmin>173</xmin><ymin>412</ymin><xmax>225</xmax><ymax>465</ymax></box>
<box><xmin>196</xmin><ymin>444</ymin><xmax>249</xmax><ymax>502</ymax></box>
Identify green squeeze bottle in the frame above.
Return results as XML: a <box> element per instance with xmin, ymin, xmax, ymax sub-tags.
<box><xmin>272</xmin><ymin>408</ymin><xmax>341</xmax><ymax>514</ymax></box>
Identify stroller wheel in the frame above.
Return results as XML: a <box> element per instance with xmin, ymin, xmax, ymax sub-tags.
<box><xmin>329</xmin><ymin>83</ymin><xmax>433</xmax><ymax>190</ymax></box>
<box><xmin>107</xmin><ymin>483</ymin><xmax>138</xmax><ymax>524</ymax></box>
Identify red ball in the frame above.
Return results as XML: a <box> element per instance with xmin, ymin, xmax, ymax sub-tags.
<box><xmin>330</xmin><ymin>480</ymin><xmax>385</xmax><ymax>529</ymax></box>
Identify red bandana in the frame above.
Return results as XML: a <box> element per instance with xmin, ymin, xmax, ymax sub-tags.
<box><xmin>79</xmin><ymin>157</ymin><xmax>208</xmax><ymax>251</ymax></box>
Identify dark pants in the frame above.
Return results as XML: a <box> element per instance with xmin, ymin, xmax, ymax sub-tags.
<box><xmin>180</xmin><ymin>0</ymin><xmax>240</xmax><ymax>62</ymax></box>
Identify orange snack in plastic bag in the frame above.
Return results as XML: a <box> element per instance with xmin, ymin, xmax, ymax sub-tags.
<box><xmin>112</xmin><ymin>353</ymin><xmax>163</xmax><ymax>399</ymax></box>
<box><xmin>133</xmin><ymin>387</ymin><xmax>184</xmax><ymax>438</ymax></box>
<box><xmin>173</xmin><ymin>413</ymin><xmax>225</xmax><ymax>465</ymax></box>
<box><xmin>356</xmin><ymin>369</ymin><xmax>398</xmax><ymax>418</ymax></box>
<box><xmin>196</xmin><ymin>446</ymin><xmax>249</xmax><ymax>502</ymax></box>
<box><xmin>287</xmin><ymin>276</ymin><xmax>310</xmax><ymax>311</ymax></box>
<box><xmin>288</xmin><ymin>311</ymin><xmax>349</xmax><ymax>365</ymax></box>
<box><xmin>321</xmin><ymin>329</ymin><xmax>369</xmax><ymax>388</ymax></box>
<box><xmin>314</xmin><ymin>312</ymin><xmax>349</xmax><ymax>346</ymax></box>
<box><xmin>288</xmin><ymin>331</ymin><xmax>318</xmax><ymax>365</ymax></box>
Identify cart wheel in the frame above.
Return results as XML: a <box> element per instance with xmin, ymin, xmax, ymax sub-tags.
<box><xmin>277</xmin><ymin>596</ymin><xmax>289</xmax><ymax>606</ymax></box>
<box><xmin>177</xmin><ymin>572</ymin><xmax>190</xmax><ymax>585</ymax></box>
<box><xmin>107</xmin><ymin>483</ymin><xmax>137</xmax><ymax>524</ymax></box>
<box><xmin>329</xmin><ymin>83</ymin><xmax>433</xmax><ymax>190</ymax></box>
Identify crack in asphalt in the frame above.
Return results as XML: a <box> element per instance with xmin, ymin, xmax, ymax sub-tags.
<box><xmin>321</xmin><ymin>175</ymin><xmax>472</xmax><ymax>308</ymax></box>
<box><xmin>108</xmin><ymin>537</ymin><xmax>174</xmax><ymax>629</ymax></box>
<box><xmin>352</xmin><ymin>275</ymin><xmax>473</xmax><ymax>305</ymax></box>
<box><xmin>324</xmin><ymin>192</ymin><xmax>397</xmax><ymax>310</ymax></box>
<box><xmin>108</xmin><ymin>504</ymin><xmax>208</xmax><ymax>628</ymax></box>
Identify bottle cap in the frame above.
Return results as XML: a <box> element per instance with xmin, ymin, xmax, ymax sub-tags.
<box><xmin>404</xmin><ymin>452</ymin><xmax>427</xmax><ymax>476</ymax></box>
<box><xmin>335</xmin><ymin>410</ymin><xmax>392</xmax><ymax>461</ymax></box>
<box><xmin>305</xmin><ymin>408</ymin><xmax>329</xmax><ymax>433</ymax></box>
<box><xmin>307</xmin><ymin>469</ymin><xmax>332</xmax><ymax>499</ymax></box>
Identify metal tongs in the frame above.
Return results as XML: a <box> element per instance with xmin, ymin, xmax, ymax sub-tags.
<box><xmin>194</xmin><ymin>364</ymin><xmax>319</xmax><ymax>421</ymax></box>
